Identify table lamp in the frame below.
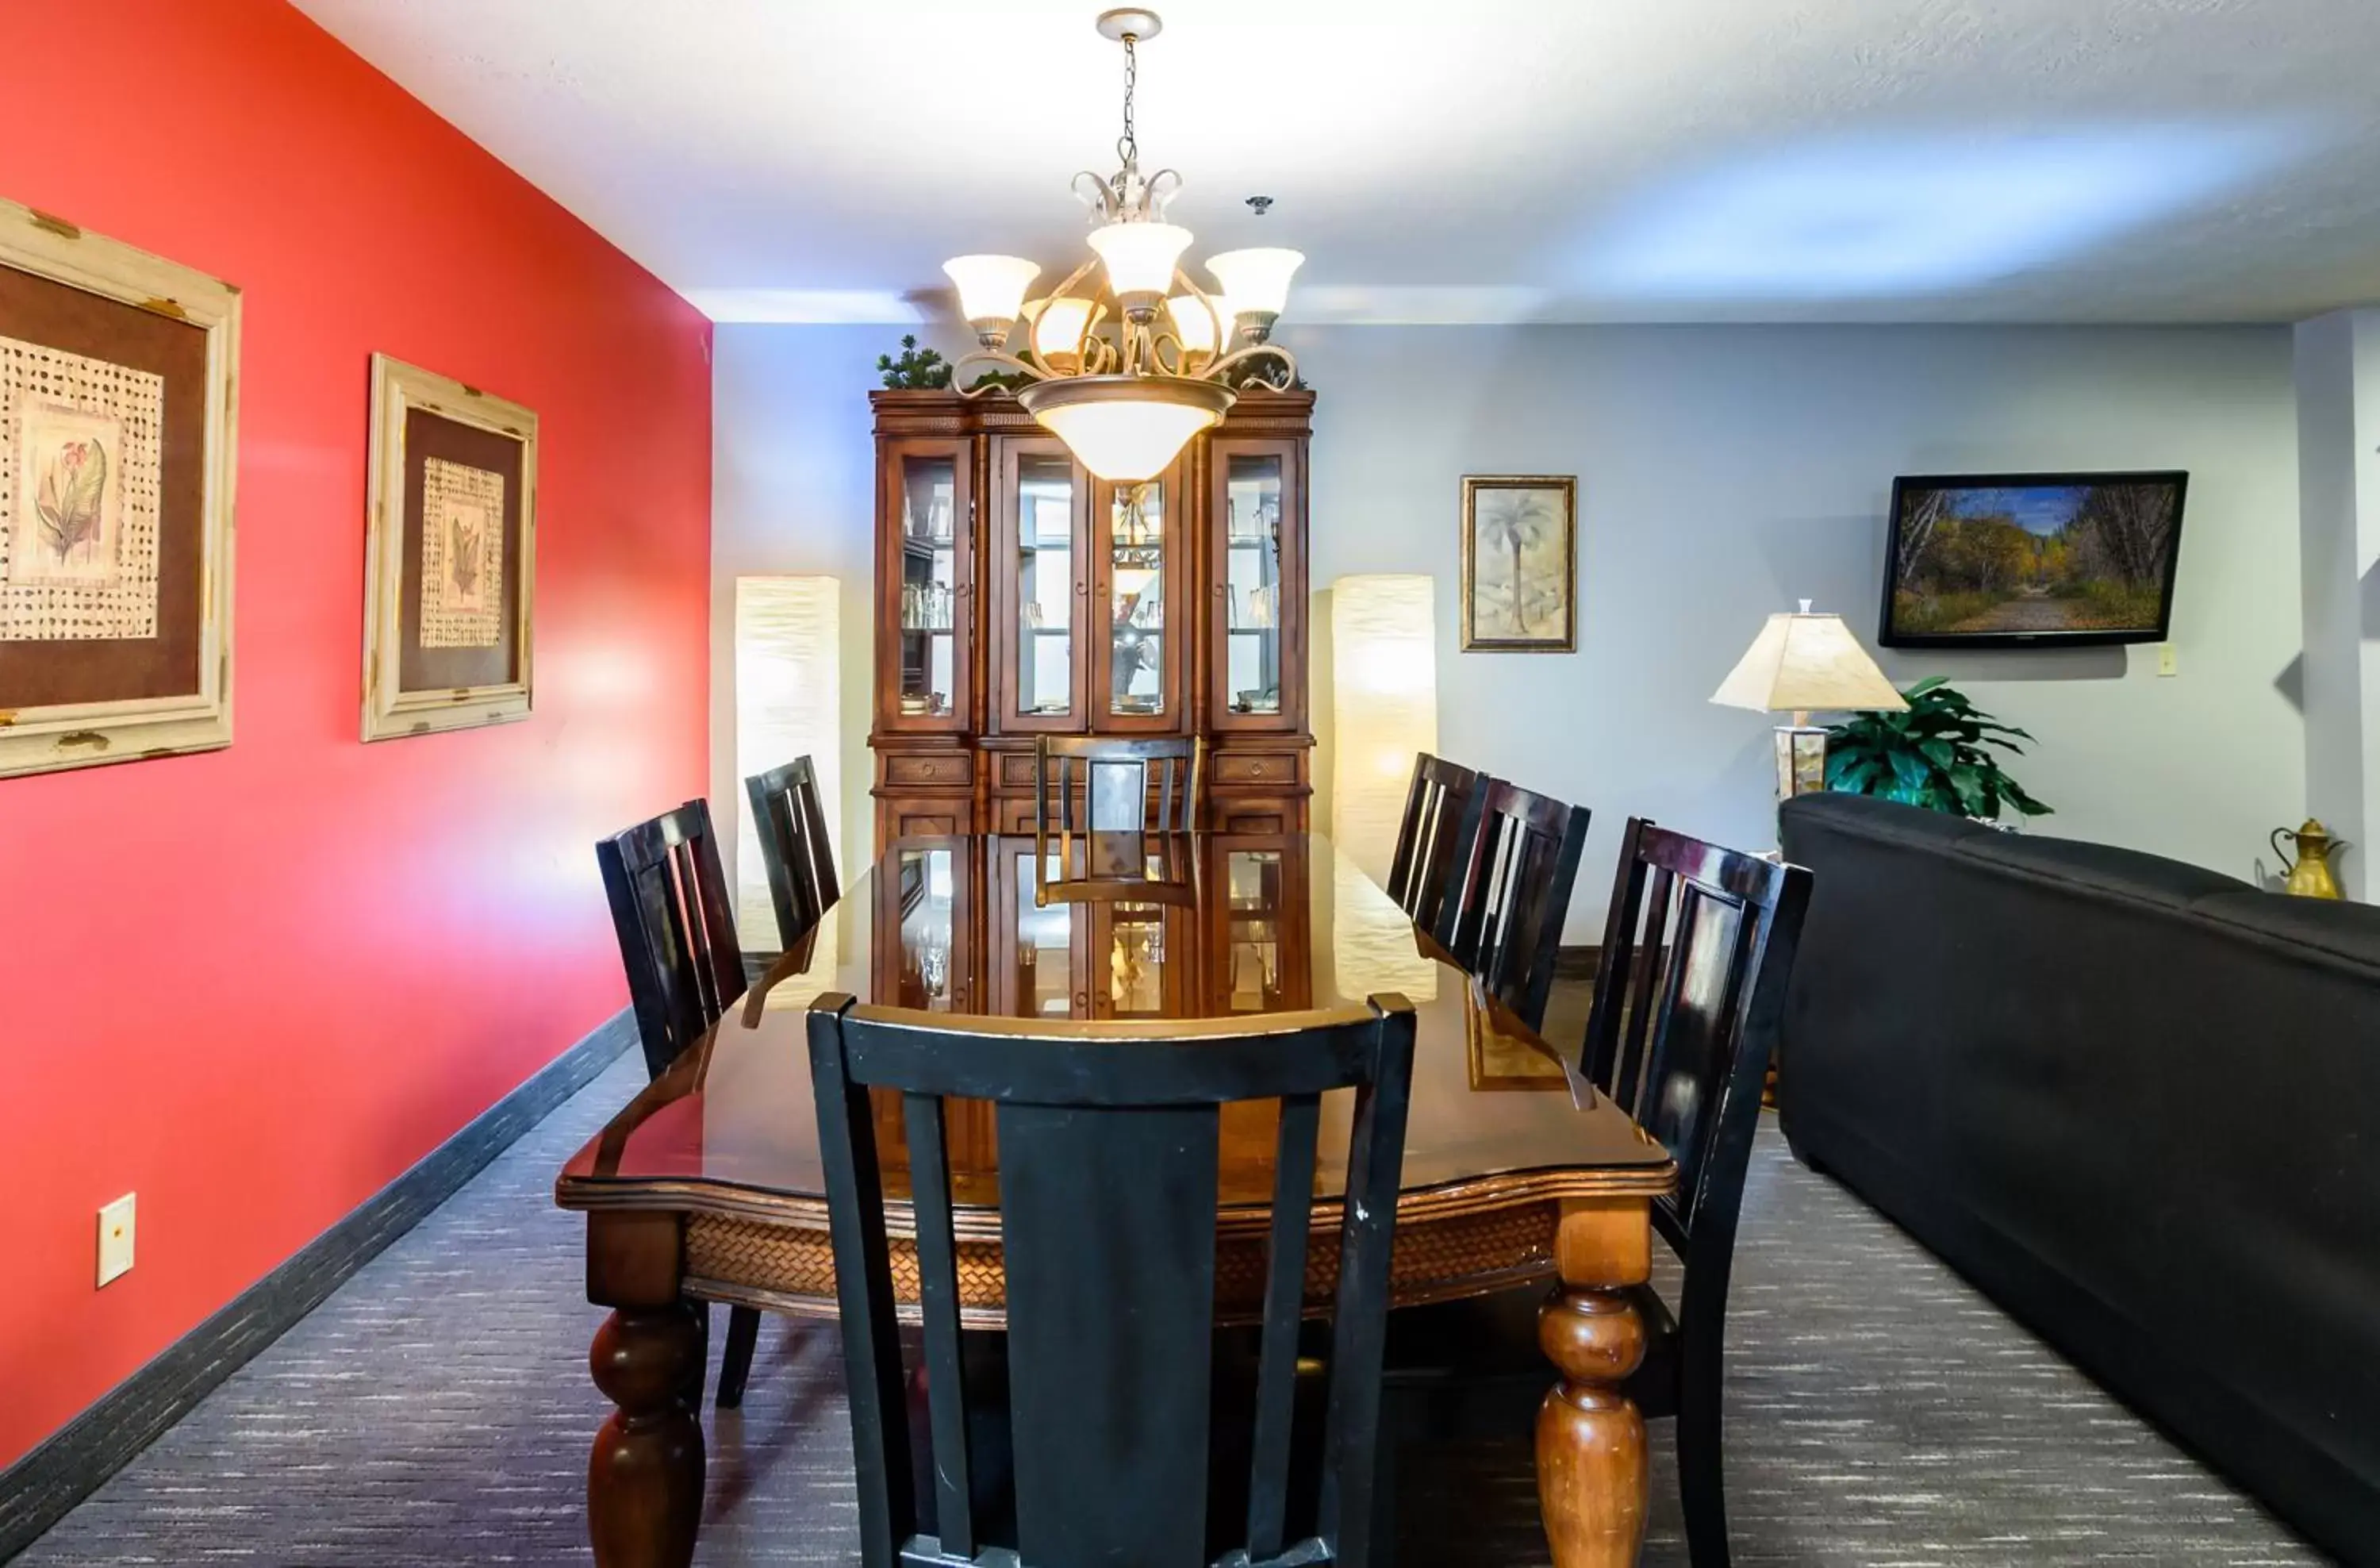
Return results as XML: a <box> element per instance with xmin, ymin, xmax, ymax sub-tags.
<box><xmin>1711</xmin><ymin>601</ymin><xmax>1908</xmax><ymax>801</ymax></box>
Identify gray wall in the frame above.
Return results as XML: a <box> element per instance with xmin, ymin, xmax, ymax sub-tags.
<box><xmin>715</xmin><ymin>321</ymin><xmax>2307</xmax><ymax>933</ymax></box>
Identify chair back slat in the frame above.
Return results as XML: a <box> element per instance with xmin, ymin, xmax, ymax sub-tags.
<box><xmin>597</xmin><ymin>801</ymin><xmax>743</xmax><ymax>1079</ymax></box>
<box><xmin>1580</xmin><ymin>819</ymin><xmax>1813</xmax><ymax>1260</ymax></box>
<box><xmin>1246</xmin><ymin>1090</ymin><xmax>1323</xmax><ymax>1560</ymax></box>
<box><xmin>807</xmin><ymin>996</ymin><xmax>1417</xmax><ymax>1568</ymax></box>
<box><xmin>745</xmin><ymin>755</ymin><xmax>839</xmax><ymax>952</ymax></box>
<box><xmin>1000</xmin><ymin>1096</ymin><xmax>1219</xmax><ymax>1565</ymax></box>
<box><xmin>1384</xmin><ymin>754</ymin><xmax>1480</xmax><ymax>930</ymax></box>
<box><xmin>1435</xmin><ymin>778</ymin><xmax>1590</xmax><ymax>1032</ymax></box>
<box><xmin>902</xmin><ymin>1091</ymin><xmax>976</xmax><ymax>1560</ymax></box>
<box><xmin>1037</xmin><ymin>735</ymin><xmax>1203</xmax><ymax>835</ymax></box>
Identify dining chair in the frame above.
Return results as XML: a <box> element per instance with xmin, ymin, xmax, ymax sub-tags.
<box><xmin>745</xmin><ymin>754</ymin><xmax>840</xmax><ymax>951</ymax></box>
<box><xmin>1433</xmin><ymin>778</ymin><xmax>1590</xmax><ymax>1034</ymax></box>
<box><xmin>806</xmin><ymin>993</ymin><xmax>1418</xmax><ymax>1568</ymax></box>
<box><xmin>594</xmin><ymin>798</ymin><xmax>767</xmax><ymax>1412</ymax></box>
<box><xmin>1377</xmin><ymin>817</ymin><xmax>1813</xmax><ymax>1568</ymax></box>
<box><xmin>1384</xmin><ymin>753</ymin><xmax>1482</xmax><ymax>933</ymax></box>
<box><xmin>1035</xmin><ymin>734</ymin><xmax>1203</xmax><ymax>835</ymax></box>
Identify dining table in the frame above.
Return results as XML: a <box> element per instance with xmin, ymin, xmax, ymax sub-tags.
<box><xmin>555</xmin><ymin>829</ymin><xmax>1676</xmax><ymax>1568</ymax></box>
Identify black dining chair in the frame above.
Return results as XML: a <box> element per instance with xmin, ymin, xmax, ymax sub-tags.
<box><xmin>1433</xmin><ymin>778</ymin><xmax>1590</xmax><ymax>1034</ymax></box>
<box><xmin>1035</xmin><ymin>734</ymin><xmax>1203</xmax><ymax>835</ymax></box>
<box><xmin>595</xmin><ymin>799</ymin><xmax>767</xmax><ymax>1412</ymax></box>
<box><xmin>806</xmin><ymin>993</ymin><xmax>1418</xmax><ymax>1568</ymax></box>
<box><xmin>745</xmin><ymin>754</ymin><xmax>840</xmax><ymax>951</ymax></box>
<box><xmin>1379</xmin><ymin>817</ymin><xmax>1813</xmax><ymax>1568</ymax></box>
<box><xmin>1384</xmin><ymin>753</ymin><xmax>1481</xmax><ymax>934</ymax></box>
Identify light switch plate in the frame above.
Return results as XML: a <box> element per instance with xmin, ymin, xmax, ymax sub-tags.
<box><xmin>2158</xmin><ymin>643</ymin><xmax>2178</xmax><ymax>677</ymax></box>
<box><xmin>98</xmin><ymin>1193</ymin><xmax>135</xmax><ymax>1288</ymax></box>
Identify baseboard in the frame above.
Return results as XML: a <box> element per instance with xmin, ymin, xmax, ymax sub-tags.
<box><xmin>1553</xmin><ymin>944</ymin><xmax>1599</xmax><ymax>980</ymax></box>
<box><xmin>0</xmin><ymin>1007</ymin><xmax>637</xmax><ymax>1560</ymax></box>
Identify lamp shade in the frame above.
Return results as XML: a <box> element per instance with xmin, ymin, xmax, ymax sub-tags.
<box><xmin>1017</xmin><ymin>375</ymin><xmax>1234</xmax><ymax>483</ymax></box>
<box><xmin>1165</xmin><ymin>294</ymin><xmax>1224</xmax><ymax>358</ymax></box>
<box><xmin>1029</xmin><ymin>295</ymin><xmax>1099</xmax><ymax>371</ymax></box>
<box><xmin>1710</xmin><ymin>608</ymin><xmax>1908</xmax><ymax>714</ymax></box>
<box><xmin>942</xmin><ymin>254</ymin><xmax>1040</xmax><ymax>327</ymax></box>
<box><xmin>1206</xmin><ymin>248</ymin><xmax>1304</xmax><ymax>317</ymax></box>
<box><xmin>1088</xmin><ymin>221</ymin><xmax>1194</xmax><ymax>298</ymax></box>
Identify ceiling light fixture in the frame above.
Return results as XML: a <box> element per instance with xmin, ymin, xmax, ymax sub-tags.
<box><xmin>943</xmin><ymin>9</ymin><xmax>1302</xmax><ymax>482</ymax></box>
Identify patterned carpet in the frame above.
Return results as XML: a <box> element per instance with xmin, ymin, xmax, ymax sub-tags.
<box><xmin>19</xmin><ymin>1047</ymin><xmax>2324</xmax><ymax>1566</ymax></box>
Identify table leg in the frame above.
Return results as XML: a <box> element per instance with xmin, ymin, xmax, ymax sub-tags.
<box><xmin>1535</xmin><ymin>1197</ymin><xmax>1652</xmax><ymax>1567</ymax></box>
<box><xmin>586</xmin><ymin>1213</ymin><xmax>705</xmax><ymax>1568</ymax></box>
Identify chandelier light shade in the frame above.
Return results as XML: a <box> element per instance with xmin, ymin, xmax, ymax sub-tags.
<box><xmin>1087</xmin><ymin>221</ymin><xmax>1195</xmax><ymax>302</ymax></box>
<box><xmin>942</xmin><ymin>255</ymin><xmax>1042</xmax><ymax>344</ymax></box>
<box><xmin>1205</xmin><ymin>248</ymin><xmax>1306</xmax><ymax>335</ymax></box>
<box><xmin>1018</xmin><ymin>375</ymin><xmax>1231</xmax><ymax>482</ymax></box>
<box><xmin>945</xmin><ymin>10</ymin><xmax>1302</xmax><ymax>482</ymax></box>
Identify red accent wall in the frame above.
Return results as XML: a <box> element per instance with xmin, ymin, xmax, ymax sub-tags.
<box><xmin>0</xmin><ymin>0</ymin><xmax>711</xmax><ymax>1466</ymax></box>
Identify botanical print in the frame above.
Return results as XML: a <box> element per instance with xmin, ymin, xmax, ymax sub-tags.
<box><xmin>419</xmin><ymin>456</ymin><xmax>505</xmax><ymax>648</ymax></box>
<box><xmin>0</xmin><ymin>335</ymin><xmax>163</xmax><ymax>641</ymax></box>
<box><xmin>1467</xmin><ymin>481</ymin><xmax>1572</xmax><ymax>648</ymax></box>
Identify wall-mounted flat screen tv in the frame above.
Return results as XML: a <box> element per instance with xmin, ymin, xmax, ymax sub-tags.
<box><xmin>1879</xmin><ymin>471</ymin><xmax>2187</xmax><ymax>648</ymax></box>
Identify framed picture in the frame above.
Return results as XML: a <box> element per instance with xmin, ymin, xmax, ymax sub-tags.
<box><xmin>1461</xmin><ymin>475</ymin><xmax>1576</xmax><ymax>652</ymax></box>
<box><xmin>0</xmin><ymin>198</ymin><xmax>240</xmax><ymax>780</ymax></box>
<box><xmin>362</xmin><ymin>353</ymin><xmax>536</xmax><ymax>740</ymax></box>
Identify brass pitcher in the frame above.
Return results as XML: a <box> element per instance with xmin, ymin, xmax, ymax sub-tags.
<box><xmin>2271</xmin><ymin>819</ymin><xmax>2347</xmax><ymax>900</ymax></box>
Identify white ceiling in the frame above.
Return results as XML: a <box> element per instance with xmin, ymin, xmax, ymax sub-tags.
<box><xmin>291</xmin><ymin>0</ymin><xmax>2380</xmax><ymax>325</ymax></box>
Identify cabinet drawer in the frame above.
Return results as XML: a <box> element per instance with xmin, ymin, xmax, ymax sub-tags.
<box><xmin>882</xmin><ymin>801</ymin><xmax>969</xmax><ymax>840</ymax></box>
<box><xmin>996</xmin><ymin>751</ymin><xmax>1043</xmax><ymax>789</ymax></box>
<box><xmin>882</xmin><ymin>752</ymin><xmax>972</xmax><ymax>788</ymax></box>
<box><xmin>1213</xmin><ymin>796</ymin><xmax>1298</xmax><ymax>835</ymax></box>
<box><xmin>1209</xmin><ymin>752</ymin><xmax>1299</xmax><ymax>788</ymax></box>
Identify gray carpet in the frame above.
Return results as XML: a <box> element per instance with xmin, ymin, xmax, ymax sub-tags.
<box><xmin>19</xmin><ymin>1048</ymin><xmax>2324</xmax><ymax>1566</ymax></box>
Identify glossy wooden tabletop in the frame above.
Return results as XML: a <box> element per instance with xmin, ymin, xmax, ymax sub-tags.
<box><xmin>557</xmin><ymin>832</ymin><xmax>1670</xmax><ymax>1214</ymax></box>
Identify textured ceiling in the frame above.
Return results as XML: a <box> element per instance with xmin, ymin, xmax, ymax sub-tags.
<box><xmin>290</xmin><ymin>0</ymin><xmax>2380</xmax><ymax>325</ymax></box>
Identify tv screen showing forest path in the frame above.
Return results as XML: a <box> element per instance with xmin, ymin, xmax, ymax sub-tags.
<box><xmin>1884</xmin><ymin>476</ymin><xmax>2183</xmax><ymax>644</ymax></box>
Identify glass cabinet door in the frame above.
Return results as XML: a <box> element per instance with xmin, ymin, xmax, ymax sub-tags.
<box><xmin>1203</xmin><ymin>836</ymin><xmax>1311</xmax><ymax>1015</ymax></box>
<box><xmin>878</xmin><ymin>840</ymin><xmax>973</xmax><ymax>1013</ymax></box>
<box><xmin>1092</xmin><ymin>899</ymin><xmax>1178</xmax><ymax>1019</ymax></box>
<box><xmin>1210</xmin><ymin>440</ymin><xmax>1303</xmax><ymax>731</ymax></box>
<box><xmin>995</xmin><ymin>840</ymin><xmax>1085</xmax><ymax>1017</ymax></box>
<box><xmin>994</xmin><ymin>439</ymin><xmax>1088</xmax><ymax>732</ymax></box>
<box><xmin>881</xmin><ymin>444</ymin><xmax>971</xmax><ymax>732</ymax></box>
<box><xmin>1092</xmin><ymin>465</ymin><xmax>1184</xmax><ymax>730</ymax></box>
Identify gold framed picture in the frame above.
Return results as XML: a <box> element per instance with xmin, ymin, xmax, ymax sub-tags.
<box><xmin>0</xmin><ymin>198</ymin><xmax>241</xmax><ymax>779</ymax></box>
<box><xmin>1461</xmin><ymin>475</ymin><xmax>1577</xmax><ymax>653</ymax></box>
<box><xmin>362</xmin><ymin>353</ymin><xmax>536</xmax><ymax>741</ymax></box>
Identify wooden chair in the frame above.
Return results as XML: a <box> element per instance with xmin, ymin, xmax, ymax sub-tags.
<box><xmin>1380</xmin><ymin>819</ymin><xmax>1813</xmax><ymax>1568</ymax></box>
<box><xmin>1384</xmin><ymin>753</ymin><xmax>1481</xmax><ymax>933</ymax></box>
<box><xmin>594</xmin><ymin>799</ymin><xmax>766</xmax><ymax>1412</ymax></box>
<box><xmin>1035</xmin><ymin>735</ymin><xmax>1203</xmax><ymax>836</ymax></box>
<box><xmin>1432</xmin><ymin>778</ymin><xmax>1590</xmax><ymax>1034</ymax></box>
<box><xmin>807</xmin><ymin>993</ymin><xmax>1418</xmax><ymax>1568</ymax></box>
<box><xmin>745</xmin><ymin>755</ymin><xmax>840</xmax><ymax>951</ymax></box>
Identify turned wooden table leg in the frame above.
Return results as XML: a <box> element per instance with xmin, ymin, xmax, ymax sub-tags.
<box><xmin>586</xmin><ymin>1213</ymin><xmax>705</xmax><ymax>1568</ymax></box>
<box><xmin>1536</xmin><ymin>1196</ymin><xmax>1653</xmax><ymax>1568</ymax></box>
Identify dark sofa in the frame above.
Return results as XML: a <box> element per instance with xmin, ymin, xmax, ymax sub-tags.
<box><xmin>1777</xmin><ymin>792</ymin><xmax>2380</xmax><ymax>1564</ymax></box>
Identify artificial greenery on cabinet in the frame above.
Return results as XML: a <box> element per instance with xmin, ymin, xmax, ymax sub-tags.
<box><xmin>1825</xmin><ymin>677</ymin><xmax>2051</xmax><ymax>820</ymax></box>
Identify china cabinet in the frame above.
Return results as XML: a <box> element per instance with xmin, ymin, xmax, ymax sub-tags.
<box><xmin>869</xmin><ymin>387</ymin><xmax>1315</xmax><ymax>847</ymax></box>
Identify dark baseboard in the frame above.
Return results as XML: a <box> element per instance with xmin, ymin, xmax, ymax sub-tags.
<box><xmin>1553</xmin><ymin>944</ymin><xmax>1599</xmax><ymax>980</ymax></box>
<box><xmin>0</xmin><ymin>1007</ymin><xmax>636</xmax><ymax>1561</ymax></box>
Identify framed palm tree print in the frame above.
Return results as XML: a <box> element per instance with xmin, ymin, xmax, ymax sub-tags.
<box><xmin>0</xmin><ymin>198</ymin><xmax>240</xmax><ymax>779</ymax></box>
<box><xmin>1461</xmin><ymin>475</ymin><xmax>1576</xmax><ymax>652</ymax></box>
<box><xmin>362</xmin><ymin>353</ymin><xmax>536</xmax><ymax>741</ymax></box>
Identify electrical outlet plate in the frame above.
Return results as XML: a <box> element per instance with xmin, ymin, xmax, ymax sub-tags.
<box><xmin>98</xmin><ymin>1193</ymin><xmax>135</xmax><ymax>1288</ymax></box>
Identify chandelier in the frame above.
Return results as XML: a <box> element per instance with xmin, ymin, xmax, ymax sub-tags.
<box><xmin>942</xmin><ymin>8</ymin><xmax>1303</xmax><ymax>483</ymax></box>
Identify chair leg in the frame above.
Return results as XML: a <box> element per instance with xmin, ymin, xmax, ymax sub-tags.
<box><xmin>1676</xmin><ymin>1332</ymin><xmax>1732</xmax><ymax>1568</ymax></box>
<box><xmin>1365</xmin><ymin>1423</ymin><xmax>1401</xmax><ymax>1568</ymax></box>
<box><xmin>716</xmin><ymin>1305</ymin><xmax>762</xmax><ymax>1410</ymax></box>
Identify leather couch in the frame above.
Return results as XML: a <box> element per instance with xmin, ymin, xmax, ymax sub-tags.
<box><xmin>1777</xmin><ymin>792</ymin><xmax>2380</xmax><ymax>1564</ymax></box>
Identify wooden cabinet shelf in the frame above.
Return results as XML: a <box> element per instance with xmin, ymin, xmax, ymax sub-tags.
<box><xmin>868</xmin><ymin>388</ymin><xmax>1315</xmax><ymax>848</ymax></box>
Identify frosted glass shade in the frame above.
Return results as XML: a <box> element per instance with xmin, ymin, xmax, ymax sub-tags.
<box><xmin>1166</xmin><ymin>294</ymin><xmax>1223</xmax><ymax>358</ymax></box>
<box><xmin>1330</xmin><ymin>575</ymin><xmax>1439</xmax><ymax>890</ymax></box>
<box><xmin>1711</xmin><ymin>609</ymin><xmax>1908</xmax><ymax>714</ymax></box>
<box><xmin>1088</xmin><ymin>221</ymin><xmax>1193</xmax><ymax>298</ymax></box>
<box><xmin>1206</xmin><ymin>248</ymin><xmax>1305</xmax><ymax>317</ymax></box>
<box><xmin>1018</xmin><ymin>375</ymin><xmax>1234</xmax><ymax>483</ymax></box>
<box><xmin>1030</xmin><ymin>295</ymin><xmax>1099</xmax><ymax>371</ymax></box>
<box><xmin>942</xmin><ymin>254</ymin><xmax>1040</xmax><ymax>327</ymax></box>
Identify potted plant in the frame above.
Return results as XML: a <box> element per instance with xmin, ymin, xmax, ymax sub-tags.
<box><xmin>1824</xmin><ymin>677</ymin><xmax>2051</xmax><ymax>821</ymax></box>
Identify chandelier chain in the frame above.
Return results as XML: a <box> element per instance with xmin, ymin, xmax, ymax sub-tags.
<box><xmin>1118</xmin><ymin>33</ymin><xmax>1138</xmax><ymax>169</ymax></box>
